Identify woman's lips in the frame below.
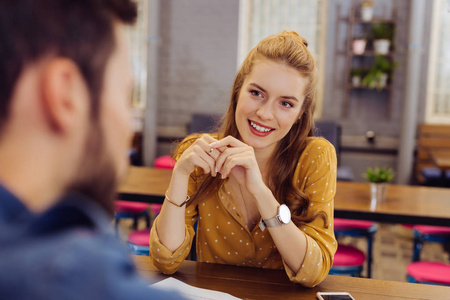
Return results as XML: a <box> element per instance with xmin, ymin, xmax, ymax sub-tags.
<box><xmin>248</xmin><ymin>120</ymin><xmax>274</xmax><ymax>137</ymax></box>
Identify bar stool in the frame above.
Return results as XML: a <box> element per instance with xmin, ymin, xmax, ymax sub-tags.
<box><xmin>334</xmin><ymin>218</ymin><xmax>377</xmax><ymax>278</ymax></box>
<box><xmin>407</xmin><ymin>262</ymin><xmax>450</xmax><ymax>286</ymax></box>
<box><xmin>114</xmin><ymin>200</ymin><xmax>150</xmax><ymax>235</ymax></box>
<box><xmin>412</xmin><ymin>225</ymin><xmax>450</xmax><ymax>262</ymax></box>
<box><xmin>329</xmin><ymin>244</ymin><xmax>365</xmax><ymax>277</ymax></box>
<box><xmin>406</xmin><ymin>225</ymin><xmax>450</xmax><ymax>286</ymax></box>
<box><xmin>154</xmin><ymin>155</ymin><xmax>175</xmax><ymax>169</ymax></box>
<box><xmin>127</xmin><ymin>228</ymin><xmax>151</xmax><ymax>256</ymax></box>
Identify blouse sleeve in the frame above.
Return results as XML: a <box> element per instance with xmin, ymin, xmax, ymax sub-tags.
<box><xmin>149</xmin><ymin>135</ymin><xmax>203</xmax><ymax>274</ymax></box>
<box><xmin>283</xmin><ymin>138</ymin><xmax>338</xmax><ymax>287</ymax></box>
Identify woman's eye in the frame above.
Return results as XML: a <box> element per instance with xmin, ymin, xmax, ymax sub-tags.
<box><xmin>281</xmin><ymin>101</ymin><xmax>293</xmax><ymax>108</ymax></box>
<box><xmin>250</xmin><ymin>90</ymin><xmax>262</xmax><ymax>97</ymax></box>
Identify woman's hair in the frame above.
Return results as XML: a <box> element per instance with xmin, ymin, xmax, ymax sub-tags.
<box><xmin>177</xmin><ymin>30</ymin><xmax>327</xmax><ymax>227</ymax></box>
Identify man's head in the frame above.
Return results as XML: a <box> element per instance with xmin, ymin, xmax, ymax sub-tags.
<box><xmin>0</xmin><ymin>0</ymin><xmax>137</xmax><ymax>213</ymax></box>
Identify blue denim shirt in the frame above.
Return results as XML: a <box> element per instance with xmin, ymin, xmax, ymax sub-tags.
<box><xmin>0</xmin><ymin>184</ymin><xmax>181</xmax><ymax>299</ymax></box>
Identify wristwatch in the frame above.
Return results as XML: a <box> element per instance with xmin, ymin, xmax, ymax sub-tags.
<box><xmin>259</xmin><ymin>204</ymin><xmax>291</xmax><ymax>231</ymax></box>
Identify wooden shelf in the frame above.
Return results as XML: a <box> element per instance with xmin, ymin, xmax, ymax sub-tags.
<box><xmin>351</xmin><ymin>51</ymin><xmax>394</xmax><ymax>57</ymax></box>
<box><xmin>337</xmin><ymin>51</ymin><xmax>394</xmax><ymax>57</ymax></box>
<box><xmin>339</xmin><ymin>17</ymin><xmax>395</xmax><ymax>24</ymax></box>
<box><xmin>337</xmin><ymin>4</ymin><xmax>396</xmax><ymax>119</ymax></box>
<box><xmin>353</xmin><ymin>18</ymin><xmax>395</xmax><ymax>24</ymax></box>
<box><xmin>347</xmin><ymin>86</ymin><xmax>391</xmax><ymax>92</ymax></box>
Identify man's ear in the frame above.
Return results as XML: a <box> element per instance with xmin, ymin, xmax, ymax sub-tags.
<box><xmin>40</xmin><ymin>58</ymin><xmax>88</xmax><ymax>133</ymax></box>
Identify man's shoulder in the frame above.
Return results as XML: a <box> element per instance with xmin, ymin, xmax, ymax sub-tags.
<box><xmin>0</xmin><ymin>193</ymin><xmax>183</xmax><ymax>299</ymax></box>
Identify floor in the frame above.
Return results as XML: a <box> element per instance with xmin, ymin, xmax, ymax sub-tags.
<box><xmin>117</xmin><ymin>215</ymin><xmax>450</xmax><ymax>283</ymax></box>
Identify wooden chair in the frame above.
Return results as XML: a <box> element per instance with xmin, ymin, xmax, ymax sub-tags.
<box><xmin>415</xmin><ymin>124</ymin><xmax>450</xmax><ymax>186</ymax></box>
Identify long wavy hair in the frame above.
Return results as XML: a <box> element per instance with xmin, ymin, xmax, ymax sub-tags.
<box><xmin>176</xmin><ymin>30</ymin><xmax>327</xmax><ymax>227</ymax></box>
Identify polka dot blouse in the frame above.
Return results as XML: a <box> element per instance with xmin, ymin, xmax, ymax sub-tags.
<box><xmin>149</xmin><ymin>136</ymin><xmax>338</xmax><ymax>287</ymax></box>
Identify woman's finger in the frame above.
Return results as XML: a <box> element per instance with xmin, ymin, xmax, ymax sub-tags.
<box><xmin>199</xmin><ymin>134</ymin><xmax>218</xmax><ymax>145</ymax></box>
<box><xmin>210</xmin><ymin>135</ymin><xmax>246</xmax><ymax>149</ymax></box>
<box><xmin>221</xmin><ymin>154</ymin><xmax>250</xmax><ymax>178</ymax></box>
<box><xmin>215</xmin><ymin>147</ymin><xmax>248</xmax><ymax>174</ymax></box>
<box><xmin>194</xmin><ymin>146</ymin><xmax>218</xmax><ymax>177</ymax></box>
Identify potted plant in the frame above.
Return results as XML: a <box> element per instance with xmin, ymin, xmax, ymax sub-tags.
<box><xmin>361</xmin><ymin>55</ymin><xmax>397</xmax><ymax>90</ymax></box>
<box><xmin>363</xmin><ymin>166</ymin><xmax>395</xmax><ymax>203</ymax></box>
<box><xmin>350</xmin><ymin>68</ymin><xmax>364</xmax><ymax>87</ymax></box>
<box><xmin>352</xmin><ymin>38</ymin><xmax>367</xmax><ymax>55</ymax></box>
<box><xmin>371</xmin><ymin>23</ymin><xmax>394</xmax><ymax>55</ymax></box>
<box><xmin>361</xmin><ymin>1</ymin><xmax>374</xmax><ymax>21</ymax></box>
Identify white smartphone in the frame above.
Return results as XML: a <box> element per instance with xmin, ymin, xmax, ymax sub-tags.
<box><xmin>316</xmin><ymin>292</ymin><xmax>355</xmax><ymax>300</ymax></box>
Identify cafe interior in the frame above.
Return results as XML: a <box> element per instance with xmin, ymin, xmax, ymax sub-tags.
<box><xmin>117</xmin><ymin>0</ymin><xmax>450</xmax><ymax>298</ymax></box>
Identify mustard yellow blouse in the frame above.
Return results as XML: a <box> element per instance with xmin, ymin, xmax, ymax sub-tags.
<box><xmin>149</xmin><ymin>136</ymin><xmax>338</xmax><ymax>287</ymax></box>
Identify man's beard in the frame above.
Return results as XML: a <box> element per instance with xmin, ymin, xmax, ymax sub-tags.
<box><xmin>67</xmin><ymin>123</ymin><xmax>119</xmax><ymax>215</ymax></box>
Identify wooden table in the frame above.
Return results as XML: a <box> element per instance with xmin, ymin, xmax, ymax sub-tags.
<box><xmin>133</xmin><ymin>255</ymin><xmax>450</xmax><ymax>300</ymax></box>
<box><xmin>119</xmin><ymin>167</ymin><xmax>450</xmax><ymax>226</ymax></box>
<box><xmin>431</xmin><ymin>151</ymin><xmax>450</xmax><ymax>171</ymax></box>
<box><xmin>334</xmin><ymin>181</ymin><xmax>450</xmax><ymax>226</ymax></box>
<box><xmin>118</xmin><ymin>166</ymin><xmax>172</xmax><ymax>203</ymax></box>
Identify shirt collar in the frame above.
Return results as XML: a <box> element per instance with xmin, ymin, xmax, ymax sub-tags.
<box><xmin>0</xmin><ymin>182</ymin><xmax>33</xmax><ymax>223</ymax></box>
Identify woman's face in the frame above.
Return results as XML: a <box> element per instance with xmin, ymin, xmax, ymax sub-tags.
<box><xmin>235</xmin><ymin>59</ymin><xmax>308</xmax><ymax>154</ymax></box>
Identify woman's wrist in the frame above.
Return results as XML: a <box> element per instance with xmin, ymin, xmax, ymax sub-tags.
<box><xmin>251</xmin><ymin>184</ymin><xmax>273</xmax><ymax>203</ymax></box>
<box><xmin>172</xmin><ymin>164</ymin><xmax>192</xmax><ymax>179</ymax></box>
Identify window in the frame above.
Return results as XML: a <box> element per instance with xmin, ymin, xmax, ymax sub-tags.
<box><xmin>126</xmin><ymin>0</ymin><xmax>148</xmax><ymax>133</ymax></box>
<box><xmin>237</xmin><ymin>0</ymin><xmax>328</xmax><ymax>118</ymax></box>
<box><xmin>126</xmin><ymin>0</ymin><xmax>148</xmax><ymax>111</ymax></box>
<box><xmin>425</xmin><ymin>0</ymin><xmax>450</xmax><ymax>124</ymax></box>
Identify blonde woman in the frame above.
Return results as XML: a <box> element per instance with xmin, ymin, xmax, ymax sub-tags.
<box><xmin>150</xmin><ymin>31</ymin><xmax>337</xmax><ymax>287</ymax></box>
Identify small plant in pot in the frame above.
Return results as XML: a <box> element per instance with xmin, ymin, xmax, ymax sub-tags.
<box><xmin>352</xmin><ymin>38</ymin><xmax>367</xmax><ymax>55</ymax></box>
<box><xmin>371</xmin><ymin>23</ymin><xmax>394</xmax><ymax>55</ymax></box>
<box><xmin>364</xmin><ymin>167</ymin><xmax>395</xmax><ymax>203</ymax></box>
<box><xmin>360</xmin><ymin>0</ymin><xmax>374</xmax><ymax>21</ymax></box>
<box><xmin>350</xmin><ymin>68</ymin><xmax>364</xmax><ymax>87</ymax></box>
<box><xmin>361</xmin><ymin>55</ymin><xmax>397</xmax><ymax>90</ymax></box>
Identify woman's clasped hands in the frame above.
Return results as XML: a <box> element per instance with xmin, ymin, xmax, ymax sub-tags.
<box><xmin>174</xmin><ymin>135</ymin><xmax>265</xmax><ymax>194</ymax></box>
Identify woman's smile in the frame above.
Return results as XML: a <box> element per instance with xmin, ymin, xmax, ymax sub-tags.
<box><xmin>248</xmin><ymin>120</ymin><xmax>275</xmax><ymax>137</ymax></box>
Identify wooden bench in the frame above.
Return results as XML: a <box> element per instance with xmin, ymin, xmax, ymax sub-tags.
<box><xmin>416</xmin><ymin>124</ymin><xmax>450</xmax><ymax>183</ymax></box>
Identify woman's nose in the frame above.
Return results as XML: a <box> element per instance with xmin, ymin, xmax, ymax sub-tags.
<box><xmin>256</xmin><ymin>100</ymin><xmax>274</xmax><ymax>121</ymax></box>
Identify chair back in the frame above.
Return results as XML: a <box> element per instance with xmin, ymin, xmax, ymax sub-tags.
<box><xmin>189</xmin><ymin>113</ymin><xmax>221</xmax><ymax>134</ymax></box>
<box><xmin>315</xmin><ymin>121</ymin><xmax>342</xmax><ymax>166</ymax></box>
<box><xmin>416</xmin><ymin>124</ymin><xmax>450</xmax><ymax>183</ymax></box>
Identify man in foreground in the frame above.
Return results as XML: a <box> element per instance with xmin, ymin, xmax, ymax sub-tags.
<box><xmin>0</xmin><ymin>0</ymin><xmax>179</xmax><ymax>298</ymax></box>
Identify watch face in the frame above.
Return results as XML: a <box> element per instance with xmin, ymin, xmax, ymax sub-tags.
<box><xmin>279</xmin><ymin>204</ymin><xmax>291</xmax><ymax>224</ymax></box>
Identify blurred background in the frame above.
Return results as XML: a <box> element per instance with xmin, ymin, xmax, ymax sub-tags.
<box><xmin>126</xmin><ymin>0</ymin><xmax>450</xmax><ymax>186</ymax></box>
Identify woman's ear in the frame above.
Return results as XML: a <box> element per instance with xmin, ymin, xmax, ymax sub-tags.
<box><xmin>40</xmin><ymin>58</ymin><xmax>89</xmax><ymax>133</ymax></box>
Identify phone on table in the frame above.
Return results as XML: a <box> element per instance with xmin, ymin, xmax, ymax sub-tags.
<box><xmin>316</xmin><ymin>292</ymin><xmax>355</xmax><ymax>300</ymax></box>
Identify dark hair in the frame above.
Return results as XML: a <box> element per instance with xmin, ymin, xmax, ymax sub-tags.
<box><xmin>177</xmin><ymin>31</ymin><xmax>328</xmax><ymax>227</ymax></box>
<box><xmin>0</xmin><ymin>0</ymin><xmax>137</xmax><ymax>131</ymax></box>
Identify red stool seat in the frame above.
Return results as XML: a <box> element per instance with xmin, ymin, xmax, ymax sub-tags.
<box><xmin>115</xmin><ymin>200</ymin><xmax>149</xmax><ymax>213</ymax></box>
<box><xmin>415</xmin><ymin>225</ymin><xmax>450</xmax><ymax>235</ymax></box>
<box><xmin>154</xmin><ymin>155</ymin><xmax>175</xmax><ymax>169</ymax></box>
<box><xmin>333</xmin><ymin>245</ymin><xmax>365</xmax><ymax>267</ymax></box>
<box><xmin>128</xmin><ymin>228</ymin><xmax>151</xmax><ymax>246</ymax></box>
<box><xmin>334</xmin><ymin>218</ymin><xmax>374</xmax><ymax>230</ymax></box>
<box><xmin>407</xmin><ymin>262</ymin><xmax>450</xmax><ymax>285</ymax></box>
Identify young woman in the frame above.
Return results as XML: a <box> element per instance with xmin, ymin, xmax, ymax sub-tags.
<box><xmin>149</xmin><ymin>31</ymin><xmax>337</xmax><ymax>287</ymax></box>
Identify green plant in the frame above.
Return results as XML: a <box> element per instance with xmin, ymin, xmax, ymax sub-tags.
<box><xmin>371</xmin><ymin>23</ymin><xmax>394</xmax><ymax>40</ymax></box>
<box><xmin>361</xmin><ymin>56</ymin><xmax>397</xmax><ymax>90</ymax></box>
<box><xmin>351</xmin><ymin>68</ymin><xmax>364</xmax><ymax>77</ymax></box>
<box><xmin>364</xmin><ymin>167</ymin><xmax>395</xmax><ymax>183</ymax></box>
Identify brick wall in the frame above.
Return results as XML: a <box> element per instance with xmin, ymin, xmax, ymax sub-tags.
<box><xmin>156</xmin><ymin>0</ymin><xmax>239</xmax><ymax>156</ymax></box>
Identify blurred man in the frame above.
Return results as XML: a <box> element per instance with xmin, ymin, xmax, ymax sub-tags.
<box><xmin>0</xmin><ymin>0</ymin><xmax>180</xmax><ymax>298</ymax></box>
